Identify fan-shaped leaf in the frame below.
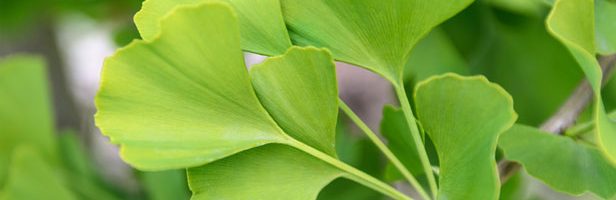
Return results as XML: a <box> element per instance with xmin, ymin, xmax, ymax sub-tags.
<box><xmin>134</xmin><ymin>0</ymin><xmax>291</xmax><ymax>55</ymax></box>
<box><xmin>250</xmin><ymin>46</ymin><xmax>338</xmax><ymax>156</ymax></box>
<box><xmin>96</xmin><ymin>3</ymin><xmax>288</xmax><ymax>170</ymax></box>
<box><xmin>188</xmin><ymin>144</ymin><xmax>343</xmax><ymax>200</ymax></box>
<box><xmin>547</xmin><ymin>0</ymin><xmax>616</xmax><ymax>165</ymax></box>
<box><xmin>414</xmin><ymin>74</ymin><xmax>517</xmax><ymax>200</ymax></box>
<box><xmin>281</xmin><ymin>0</ymin><xmax>474</xmax><ymax>84</ymax></box>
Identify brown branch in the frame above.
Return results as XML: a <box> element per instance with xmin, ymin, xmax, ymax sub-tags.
<box><xmin>499</xmin><ymin>54</ymin><xmax>616</xmax><ymax>183</ymax></box>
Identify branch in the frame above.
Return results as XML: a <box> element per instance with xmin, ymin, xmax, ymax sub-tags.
<box><xmin>499</xmin><ymin>54</ymin><xmax>616</xmax><ymax>182</ymax></box>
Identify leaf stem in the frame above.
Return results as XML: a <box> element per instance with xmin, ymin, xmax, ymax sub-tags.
<box><xmin>338</xmin><ymin>99</ymin><xmax>432</xmax><ymax>200</ymax></box>
<box><xmin>394</xmin><ymin>84</ymin><xmax>438</xmax><ymax>199</ymax></box>
<box><xmin>286</xmin><ymin>137</ymin><xmax>412</xmax><ymax>200</ymax></box>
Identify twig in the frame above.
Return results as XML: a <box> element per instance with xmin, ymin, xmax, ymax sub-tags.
<box><xmin>498</xmin><ymin>54</ymin><xmax>616</xmax><ymax>182</ymax></box>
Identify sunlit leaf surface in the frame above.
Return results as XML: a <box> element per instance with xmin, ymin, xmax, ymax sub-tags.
<box><xmin>134</xmin><ymin>0</ymin><xmax>291</xmax><ymax>55</ymax></box>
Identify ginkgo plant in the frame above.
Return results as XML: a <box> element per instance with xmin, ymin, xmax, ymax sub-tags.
<box><xmin>94</xmin><ymin>0</ymin><xmax>616</xmax><ymax>200</ymax></box>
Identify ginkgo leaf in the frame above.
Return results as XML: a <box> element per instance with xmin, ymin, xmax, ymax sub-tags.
<box><xmin>280</xmin><ymin>0</ymin><xmax>474</xmax><ymax>84</ymax></box>
<box><xmin>0</xmin><ymin>55</ymin><xmax>55</xmax><ymax>185</ymax></box>
<box><xmin>414</xmin><ymin>73</ymin><xmax>517</xmax><ymax>200</ymax></box>
<box><xmin>97</xmin><ymin>3</ymin><xmax>407</xmax><ymax>199</ymax></box>
<box><xmin>96</xmin><ymin>3</ymin><xmax>288</xmax><ymax>170</ymax></box>
<box><xmin>595</xmin><ymin>0</ymin><xmax>616</xmax><ymax>55</ymax></box>
<box><xmin>0</xmin><ymin>146</ymin><xmax>75</xmax><ymax>200</ymax></box>
<box><xmin>187</xmin><ymin>43</ymin><xmax>401</xmax><ymax>200</ymax></box>
<box><xmin>499</xmin><ymin>125</ymin><xmax>616</xmax><ymax>199</ymax></box>
<box><xmin>134</xmin><ymin>0</ymin><xmax>291</xmax><ymax>55</ymax></box>
<box><xmin>546</xmin><ymin>0</ymin><xmax>616</xmax><ymax>165</ymax></box>
<box><xmin>188</xmin><ymin>144</ymin><xmax>343</xmax><ymax>200</ymax></box>
<box><xmin>250</xmin><ymin>46</ymin><xmax>338</xmax><ymax>156</ymax></box>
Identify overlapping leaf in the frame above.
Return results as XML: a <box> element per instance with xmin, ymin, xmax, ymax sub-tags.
<box><xmin>188</xmin><ymin>144</ymin><xmax>343</xmax><ymax>200</ymax></box>
<box><xmin>499</xmin><ymin>125</ymin><xmax>616</xmax><ymax>199</ymax></box>
<box><xmin>546</xmin><ymin>0</ymin><xmax>616</xmax><ymax>165</ymax></box>
<box><xmin>134</xmin><ymin>0</ymin><xmax>291</xmax><ymax>55</ymax></box>
<box><xmin>414</xmin><ymin>74</ymin><xmax>517</xmax><ymax>200</ymax></box>
<box><xmin>280</xmin><ymin>0</ymin><xmax>474</xmax><ymax>84</ymax></box>
<box><xmin>250</xmin><ymin>47</ymin><xmax>338</xmax><ymax>156</ymax></box>
<box><xmin>188</xmin><ymin>46</ymin><xmax>351</xmax><ymax>199</ymax></box>
<box><xmin>95</xmin><ymin>3</ymin><xmax>389</xmax><ymax>199</ymax></box>
<box><xmin>97</xmin><ymin>3</ymin><xmax>289</xmax><ymax>170</ymax></box>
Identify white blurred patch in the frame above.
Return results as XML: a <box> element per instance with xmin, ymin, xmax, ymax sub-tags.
<box><xmin>55</xmin><ymin>14</ymin><xmax>139</xmax><ymax>194</ymax></box>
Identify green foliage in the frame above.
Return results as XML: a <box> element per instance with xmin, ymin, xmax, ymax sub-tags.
<box><xmin>97</xmin><ymin>3</ymin><xmax>409</xmax><ymax>199</ymax></box>
<box><xmin>499</xmin><ymin>125</ymin><xmax>616</xmax><ymax>199</ymax></box>
<box><xmin>97</xmin><ymin>3</ymin><xmax>288</xmax><ymax>170</ymax></box>
<box><xmin>547</xmin><ymin>0</ymin><xmax>616</xmax><ymax>165</ymax></box>
<box><xmin>134</xmin><ymin>0</ymin><xmax>291</xmax><ymax>55</ymax></box>
<box><xmin>414</xmin><ymin>74</ymin><xmax>517</xmax><ymax>200</ymax></box>
<box><xmin>188</xmin><ymin>144</ymin><xmax>342</xmax><ymax>200</ymax></box>
<box><xmin>75</xmin><ymin>0</ymin><xmax>616</xmax><ymax>199</ymax></box>
<box><xmin>281</xmin><ymin>0</ymin><xmax>474</xmax><ymax>84</ymax></box>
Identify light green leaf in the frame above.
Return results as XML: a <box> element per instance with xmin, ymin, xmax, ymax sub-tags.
<box><xmin>96</xmin><ymin>3</ymin><xmax>287</xmax><ymax>170</ymax></box>
<box><xmin>281</xmin><ymin>0</ymin><xmax>474</xmax><ymax>84</ymax></box>
<box><xmin>186</xmin><ymin>43</ymin><xmax>398</xmax><ymax>199</ymax></box>
<box><xmin>547</xmin><ymin>0</ymin><xmax>616</xmax><ymax>165</ymax></box>
<box><xmin>134</xmin><ymin>0</ymin><xmax>291</xmax><ymax>55</ymax></box>
<box><xmin>250</xmin><ymin>46</ymin><xmax>338</xmax><ymax>156</ymax></box>
<box><xmin>188</xmin><ymin>144</ymin><xmax>343</xmax><ymax>200</ymax></box>
<box><xmin>97</xmin><ymin>3</ymin><xmax>408</xmax><ymax>199</ymax></box>
<box><xmin>0</xmin><ymin>55</ymin><xmax>55</xmax><ymax>185</ymax></box>
<box><xmin>499</xmin><ymin>125</ymin><xmax>616</xmax><ymax>199</ymax></box>
<box><xmin>0</xmin><ymin>146</ymin><xmax>75</xmax><ymax>200</ymax></box>
<box><xmin>414</xmin><ymin>73</ymin><xmax>517</xmax><ymax>200</ymax></box>
<box><xmin>595</xmin><ymin>0</ymin><xmax>616</xmax><ymax>55</ymax></box>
